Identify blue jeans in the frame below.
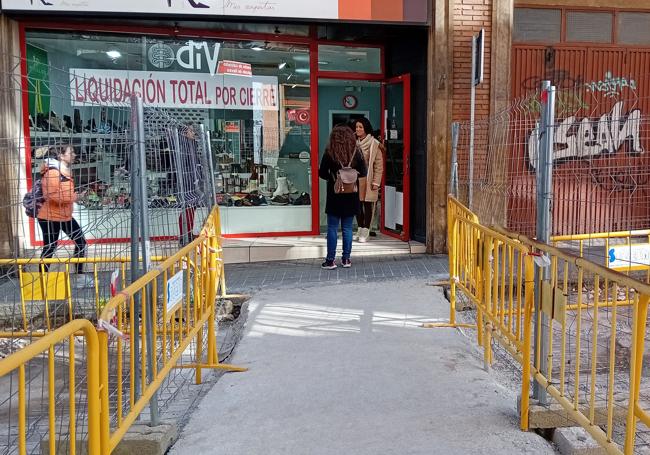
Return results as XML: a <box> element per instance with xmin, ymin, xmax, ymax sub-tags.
<box><xmin>326</xmin><ymin>214</ymin><xmax>354</xmax><ymax>261</ymax></box>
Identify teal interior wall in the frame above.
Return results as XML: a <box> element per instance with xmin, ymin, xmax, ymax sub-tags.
<box><xmin>317</xmin><ymin>83</ymin><xmax>381</xmax><ymax>229</ymax></box>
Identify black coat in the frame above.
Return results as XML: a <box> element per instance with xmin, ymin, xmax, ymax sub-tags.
<box><xmin>319</xmin><ymin>149</ymin><xmax>368</xmax><ymax>218</ymax></box>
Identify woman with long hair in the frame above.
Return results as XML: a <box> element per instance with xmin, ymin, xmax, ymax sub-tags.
<box><xmin>354</xmin><ymin>117</ymin><xmax>384</xmax><ymax>242</ymax></box>
<box><xmin>318</xmin><ymin>125</ymin><xmax>367</xmax><ymax>269</ymax></box>
<box><xmin>37</xmin><ymin>144</ymin><xmax>93</xmax><ymax>288</ymax></box>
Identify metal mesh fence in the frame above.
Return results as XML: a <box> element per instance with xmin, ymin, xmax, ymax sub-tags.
<box><xmin>0</xmin><ymin>55</ymin><xmax>242</xmax><ymax>454</ymax></box>
<box><xmin>452</xmin><ymin>75</ymin><xmax>650</xmax><ymax>452</ymax></box>
<box><xmin>454</xmin><ymin>83</ymin><xmax>650</xmax><ymax>249</ymax></box>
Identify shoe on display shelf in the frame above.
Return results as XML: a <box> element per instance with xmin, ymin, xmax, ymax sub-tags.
<box><xmin>292</xmin><ymin>192</ymin><xmax>311</xmax><ymax>206</ymax></box>
<box><xmin>216</xmin><ymin>193</ymin><xmax>234</xmax><ymax>207</ymax></box>
<box><xmin>270</xmin><ymin>194</ymin><xmax>290</xmax><ymax>205</ymax></box>
<box><xmin>273</xmin><ymin>177</ymin><xmax>290</xmax><ymax>198</ymax></box>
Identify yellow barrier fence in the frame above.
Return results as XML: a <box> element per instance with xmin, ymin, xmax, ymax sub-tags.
<box><xmin>441</xmin><ymin>195</ymin><xmax>650</xmax><ymax>454</ymax></box>
<box><xmin>0</xmin><ymin>319</ymin><xmax>101</xmax><ymax>455</ymax></box>
<box><xmin>0</xmin><ymin>255</ymin><xmax>171</xmax><ymax>338</ymax></box>
<box><xmin>0</xmin><ymin>206</ymin><xmax>245</xmax><ymax>454</ymax></box>
<box><xmin>96</xmin><ymin>206</ymin><xmax>246</xmax><ymax>454</ymax></box>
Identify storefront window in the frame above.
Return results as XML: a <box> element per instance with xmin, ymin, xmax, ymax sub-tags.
<box><xmin>25</xmin><ymin>30</ymin><xmax>313</xmax><ymax>236</ymax></box>
<box><xmin>318</xmin><ymin>45</ymin><xmax>382</xmax><ymax>74</ymax></box>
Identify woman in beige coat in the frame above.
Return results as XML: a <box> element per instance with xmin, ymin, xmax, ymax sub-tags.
<box><xmin>354</xmin><ymin>117</ymin><xmax>384</xmax><ymax>242</ymax></box>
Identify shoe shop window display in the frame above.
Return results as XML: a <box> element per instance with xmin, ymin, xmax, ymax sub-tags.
<box><xmin>31</xmin><ymin>145</ymin><xmax>94</xmax><ymax>289</ymax></box>
<box><xmin>353</xmin><ymin>117</ymin><xmax>384</xmax><ymax>243</ymax></box>
<box><xmin>319</xmin><ymin>125</ymin><xmax>367</xmax><ymax>270</ymax></box>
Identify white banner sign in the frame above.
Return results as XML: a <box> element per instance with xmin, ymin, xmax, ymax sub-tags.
<box><xmin>166</xmin><ymin>271</ymin><xmax>184</xmax><ymax>312</ymax></box>
<box><xmin>2</xmin><ymin>0</ymin><xmax>338</xmax><ymax>19</ymax></box>
<box><xmin>608</xmin><ymin>243</ymin><xmax>650</xmax><ymax>271</ymax></box>
<box><xmin>69</xmin><ymin>68</ymin><xmax>279</xmax><ymax>110</ymax></box>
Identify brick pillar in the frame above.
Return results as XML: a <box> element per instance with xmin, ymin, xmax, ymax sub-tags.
<box><xmin>453</xmin><ymin>0</ymin><xmax>492</xmax><ymax>123</ymax></box>
<box><xmin>427</xmin><ymin>0</ymin><xmax>454</xmax><ymax>253</ymax></box>
<box><xmin>0</xmin><ymin>16</ymin><xmax>24</xmax><ymax>257</ymax></box>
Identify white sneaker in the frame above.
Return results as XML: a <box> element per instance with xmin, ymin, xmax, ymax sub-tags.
<box><xmin>74</xmin><ymin>274</ymin><xmax>96</xmax><ymax>289</ymax></box>
<box><xmin>358</xmin><ymin>228</ymin><xmax>369</xmax><ymax>243</ymax></box>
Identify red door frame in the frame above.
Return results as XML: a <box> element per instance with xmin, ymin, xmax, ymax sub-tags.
<box><xmin>380</xmin><ymin>74</ymin><xmax>411</xmax><ymax>242</ymax></box>
<box><xmin>17</xmin><ymin>21</ymin><xmax>388</xmax><ymax>244</ymax></box>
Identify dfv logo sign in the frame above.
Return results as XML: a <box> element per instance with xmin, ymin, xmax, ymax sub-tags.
<box><xmin>148</xmin><ymin>44</ymin><xmax>175</xmax><ymax>69</ymax></box>
<box><xmin>148</xmin><ymin>41</ymin><xmax>222</xmax><ymax>76</ymax></box>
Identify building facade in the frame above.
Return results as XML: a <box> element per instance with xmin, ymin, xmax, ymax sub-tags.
<box><xmin>0</xmin><ymin>0</ymin><xmax>647</xmax><ymax>256</ymax></box>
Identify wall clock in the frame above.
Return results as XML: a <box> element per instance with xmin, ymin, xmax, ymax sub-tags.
<box><xmin>342</xmin><ymin>94</ymin><xmax>358</xmax><ymax>110</ymax></box>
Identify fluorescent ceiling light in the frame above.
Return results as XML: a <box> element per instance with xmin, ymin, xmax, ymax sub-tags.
<box><xmin>251</xmin><ymin>46</ymin><xmax>264</xmax><ymax>51</ymax></box>
<box><xmin>295</xmin><ymin>68</ymin><xmax>309</xmax><ymax>74</ymax></box>
<box><xmin>106</xmin><ymin>50</ymin><xmax>122</xmax><ymax>59</ymax></box>
<box><xmin>278</xmin><ymin>62</ymin><xmax>287</xmax><ymax>69</ymax></box>
<box><xmin>318</xmin><ymin>61</ymin><xmax>329</xmax><ymax>65</ymax></box>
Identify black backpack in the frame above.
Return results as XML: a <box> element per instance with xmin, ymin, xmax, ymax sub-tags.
<box><xmin>22</xmin><ymin>168</ymin><xmax>69</xmax><ymax>218</ymax></box>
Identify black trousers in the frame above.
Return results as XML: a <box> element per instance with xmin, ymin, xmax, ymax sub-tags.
<box><xmin>357</xmin><ymin>201</ymin><xmax>375</xmax><ymax>229</ymax></box>
<box><xmin>38</xmin><ymin>218</ymin><xmax>87</xmax><ymax>274</ymax></box>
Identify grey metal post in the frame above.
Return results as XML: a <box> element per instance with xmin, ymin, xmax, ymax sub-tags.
<box><xmin>172</xmin><ymin>128</ymin><xmax>190</xmax><ymax>246</ymax></box>
<box><xmin>533</xmin><ymin>81</ymin><xmax>555</xmax><ymax>405</ymax></box>
<box><xmin>133</xmin><ymin>97</ymin><xmax>160</xmax><ymax>426</ymax></box>
<box><xmin>468</xmin><ymin>37</ymin><xmax>476</xmax><ymax>210</ymax></box>
<box><xmin>199</xmin><ymin>124</ymin><xmax>217</xmax><ymax>209</ymax></box>
<box><xmin>129</xmin><ymin>97</ymin><xmax>142</xmax><ymax>406</ymax></box>
<box><xmin>450</xmin><ymin>122</ymin><xmax>460</xmax><ymax>198</ymax></box>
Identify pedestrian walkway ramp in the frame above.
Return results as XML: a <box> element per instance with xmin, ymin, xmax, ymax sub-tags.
<box><xmin>168</xmin><ymin>279</ymin><xmax>557</xmax><ymax>455</ymax></box>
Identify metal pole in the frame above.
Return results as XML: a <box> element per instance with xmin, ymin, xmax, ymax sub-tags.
<box><xmin>172</xmin><ymin>128</ymin><xmax>189</xmax><ymax>246</ymax></box>
<box><xmin>129</xmin><ymin>96</ymin><xmax>142</xmax><ymax>407</ymax></box>
<box><xmin>199</xmin><ymin>124</ymin><xmax>217</xmax><ymax>209</ymax></box>
<box><xmin>450</xmin><ymin>122</ymin><xmax>460</xmax><ymax>198</ymax></box>
<box><xmin>533</xmin><ymin>81</ymin><xmax>555</xmax><ymax>405</ymax></box>
<box><xmin>468</xmin><ymin>37</ymin><xmax>476</xmax><ymax>210</ymax></box>
<box><xmin>134</xmin><ymin>97</ymin><xmax>160</xmax><ymax>426</ymax></box>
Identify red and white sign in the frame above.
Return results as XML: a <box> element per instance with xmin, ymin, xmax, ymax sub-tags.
<box><xmin>225</xmin><ymin>121</ymin><xmax>240</xmax><ymax>133</ymax></box>
<box><xmin>217</xmin><ymin>60</ymin><xmax>252</xmax><ymax>77</ymax></box>
<box><xmin>69</xmin><ymin>68</ymin><xmax>279</xmax><ymax>111</ymax></box>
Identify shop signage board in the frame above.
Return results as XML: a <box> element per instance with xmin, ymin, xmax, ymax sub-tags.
<box><xmin>218</xmin><ymin>61</ymin><xmax>253</xmax><ymax>77</ymax></box>
<box><xmin>69</xmin><ymin>68</ymin><xmax>279</xmax><ymax>110</ymax></box>
<box><xmin>2</xmin><ymin>0</ymin><xmax>428</xmax><ymax>23</ymax></box>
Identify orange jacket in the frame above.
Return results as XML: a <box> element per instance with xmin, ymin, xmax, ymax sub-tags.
<box><xmin>37</xmin><ymin>167</ymin><xmax>77</xmax><ymax>222</ymax></box>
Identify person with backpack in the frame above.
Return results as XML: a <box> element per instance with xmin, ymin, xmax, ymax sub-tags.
<box><xmin>35</xmin><ymin>145</ymin><xmax>93</xmax><ymax>288</ymax></box>
<box><xmin>354</xmin><ymin>117</ymin><xmax>384</xmax><ymax>243</ymax></box>
<box><xmin>318</xmin><ymin>125</ymin><xmax>367</xmax><ymax>269</ymax></box>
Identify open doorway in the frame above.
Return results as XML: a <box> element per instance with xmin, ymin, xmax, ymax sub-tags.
<box><xmin>317</xmin><ymin>79</ymin><xmax>382</xmax><ymax>231</ymax></box>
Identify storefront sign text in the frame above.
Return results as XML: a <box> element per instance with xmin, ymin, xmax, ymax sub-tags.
<box><xmin>148</xmin><ymin>41</ymin><xmax>222</xmax><ymax>76</ymax></box>
<box><xmin>218</xmin><ymin>60</ymin><xmax>252</xmax><ymax>77</ymax></box>
<box><xmin>2</xmin><ymin>0</ymin><xmax>428</xmax><ymax>23</ymax></box>
<box><xmin>70</xmin><ymin>69</ymin><xmax>278</xmax><ymax>110</ymax></box>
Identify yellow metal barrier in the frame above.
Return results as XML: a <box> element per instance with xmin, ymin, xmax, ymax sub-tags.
<box><xmin>0</xmin><ymin>319</ymin><xmax>100</xmax><ymax>455</ymax></box>
<box><xmin>96</xmin><ymin>206</ymin><xmax>246</xmax><ymax>454</ymax></box>
<box><xmin>0</xmin><ymin>255</ymin><xmax>170</xmax><ymax>337</ymax></box>
<box><xmin>0</xmin><ymin>205</ymin><xmax>245</xmax><ymax>455</ymax></box>
<box><xmin>423</xmin><ymin>196</ymin><xmax>481</xmax><ymax>329</ymax></box>
<box><xmin>445</xmin><ymin>195</ymin><xmax>650</xmax><ymax>454</ymax></box>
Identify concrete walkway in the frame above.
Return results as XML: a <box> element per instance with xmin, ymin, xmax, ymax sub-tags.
<box><xmin>169</xmin><ymin>277</ymin><xmax>556</xmax><ymax>454</ymax></box>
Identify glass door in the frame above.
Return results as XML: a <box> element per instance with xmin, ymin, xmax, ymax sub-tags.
<box><xmin>381</xmin><ymin>74</ymin><xmax>411</xmax><ymax>241</ymax></box>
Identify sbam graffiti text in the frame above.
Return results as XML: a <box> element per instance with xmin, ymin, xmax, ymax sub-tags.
<box><xmin>527</xmin><ymin>101</ymin><xmax>643</xmax><ymax>170</ymax></box>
